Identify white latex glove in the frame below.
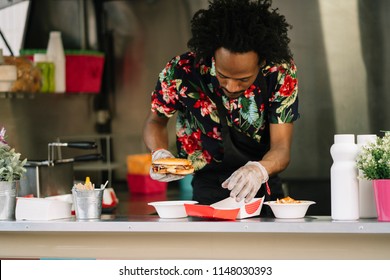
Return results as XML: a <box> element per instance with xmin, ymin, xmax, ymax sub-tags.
<box><xmin>149</xmin><ymin>149</ymin><xmax>185</xmax><ymax>182</ymax></box>
<box><xmin>222</xmin><ymin>161</ymin><xmax>269</xmax><ymax>203</ymax></box>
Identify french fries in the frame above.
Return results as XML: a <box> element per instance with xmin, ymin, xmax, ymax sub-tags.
<box><xmin>276</xmin><ymin>196</ymin><xmax>301</xmax><ymax>204</ymax></box>
<box><xmin>74</xmin><ymin>176</ymin><xmax>94</xmax><ymax>191</ymax></box>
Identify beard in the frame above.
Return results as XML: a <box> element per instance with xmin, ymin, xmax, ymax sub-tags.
<box><xmin>222</xmin><ymin>88</ymin><xmax>245</xmax><ymax>99</ymax></box>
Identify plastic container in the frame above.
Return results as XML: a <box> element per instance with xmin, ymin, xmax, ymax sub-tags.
<box><xmin>127</xmin><ymin>154</ymin><xmax>152</xmax><ymax>175</ymax></box>
<box><xmin>126</xmin><ymin>153</ymin><xmax>167</xmax><ymax>194</ymax></box>
<box><xmin>330</xmin><ymin>134</ymin><xmax>359</xmax><ymax>220</ymax></box>
<box><xmin>357</xmin><ymin>134</ymin><xmax>378</xmax><ymax>218</ymax></box>
<box><xmin>372</xmin><ymin>179</ymin><xmax>390</xmax><ymax>221</ymax></box>
<box><xmin>185</xmin><ymin>197</ymin><xmax>264</xmax><ymax>220</ymax></box>
<box><xmin>0</xmin><ymin>48</ymin><xmax>17</xmax><ymax>92</ymax></box>
<box><xmin>33</xmin><ymin>53</ymin><xmax>54</xmax><ymax>92</ymax></box>
<box><xmin>15</xmin><ymin>197</ymin><xmax>72</xmax><ymax>221</ymax></box>
<box><xmin>65</xmin><ymin>51</ymin><xmax>104</xmax><ymax>93</ymax></box>
<box><xmin>127</xmin><ymin>174</ymin><xmax>167</xmax><ymax>194</ymax></box>
<box><xmin>47</xmin><ymin>31</ymin><xmax>66</xmax><ymax>93</ymax></box>
<box><xmin>264</xmin><ymin>200</ymin><xmax>315</xmax><ymax>219</ymax></box>
<box><xmin>148</xmin><ymin>200</ymin><xmax>198</xmax><ymax>218</ymax></box>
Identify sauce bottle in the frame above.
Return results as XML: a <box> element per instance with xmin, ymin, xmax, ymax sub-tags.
<box><xmin>330</xmin><ymin>134</ymin><xmax>359</xmax><ymax>220</ymax></box>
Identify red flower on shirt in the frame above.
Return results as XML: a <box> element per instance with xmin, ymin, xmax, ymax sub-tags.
<box><xmin>182</xmin><ymin>65</ymin><xmax>191</xmax><ymax>74</ymax></box>
<box><xmin>206</xmin><ymin>127</ymin><xmax>222</xmax><ymax>140</ymax></box>
<box><xmin>178</xmin><ymin>59</ymin><xmax>190</xmax><ymax>66</ymax></box>
<box><xmin>202</xmin><ymin>149</ymin><xmax>212</xmax><ymax>163</ymax></box>
<box><xmin>152</xmin><ymin>98</ymin><xmax>175</xmax><ymax>115</ymax></box>
<box><xmin>268</xmin><ymin>66</ymin><xmax>278</xmax><ymax>73</ymax></box>
<box><xmin>159</xmin><ymin>81</ymin><xmax>178</xmax><ymax>104</ymax></box>
<box><xmin>279</xmin><ymin>75</ymin><xmax>297</xmax><ymax>97</ymax></box>
<box><xmin>178</xmin><ymin>129</ymin><xmax>202</xmax><ymax>154</ymax></box>
<box><xmin>278</xmin><ymin>65</ymin><xmax>286</xmax><ymax>74</ymax></box>
<box><xmin>244</xmin><ymin>84</ymin><xmax>256</xmax><ymax>98</ymax></box>
<box><xmin>260</xmin><ymin>103</ymin><xmax>265</xmax><ymax>112</ymax></box>
<box><xmin>193</xmin><ymin>91</ymin><xmax>215</xmax><ymax>117</ymax></box>
<box><xmin>200</xmin><ymin>65</ymin><xmax>210</xmax><ymax>75</ymax></box>
<box><xmin>179</xmin><ymin>86</ymin><xmax>188</xmax><ymax>97</ymax></box>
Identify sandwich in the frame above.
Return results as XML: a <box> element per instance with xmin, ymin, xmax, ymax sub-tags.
<box><xmin>152</xmin><ymin>158</ymin><xmax>194</xmax><ymax>175</ymax></box>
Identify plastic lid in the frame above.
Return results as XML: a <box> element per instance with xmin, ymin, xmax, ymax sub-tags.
<box><xmin>0</xmin><ymin>81</ymin><xmax>13</xmax><ymax>91</ymax></box>
<box><xmin>49</xmin><ymin>31</ymin><xmax>61</xmax><ymax>37</ymax></box>
<box><xmin>0</xmin><ymin>65</ymin><xmax>17</xmax><ymax>81</ymax></box>
<box><xmin>33</xmin><ymin>53</ymin><xmax>47</xmax><ymax>62</ymax></box>
<box><xmin>357</xmin><ymin>134</ymin><xmax>377</xmax><ymax>144</ymax></box>
<box><xmin>334</xmin><ymin>134</ymin><xmax>355</xmax><ymax>144</ymax></box>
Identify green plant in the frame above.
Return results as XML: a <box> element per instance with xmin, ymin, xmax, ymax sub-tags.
<box><xmin>0</xmin><ymin>127</ymin><xmax>27</xmax><ymax>182</ymax></box>
<box><xmin>357</xmin><ymin>131</ymin><xmax>390</xmax><ymax>180</ymax></box>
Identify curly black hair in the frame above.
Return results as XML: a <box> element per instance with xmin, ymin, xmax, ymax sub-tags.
<box><xmin>187</xmin><ymin>0</ymin><xmax>293</xmax><ymax>65</ymax></box>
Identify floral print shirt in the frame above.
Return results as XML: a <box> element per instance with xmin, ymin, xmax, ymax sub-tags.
<box><xmin>151</xmin><ymin>52</ymin><xmax>299</xmax><ymax>171</ymax></box>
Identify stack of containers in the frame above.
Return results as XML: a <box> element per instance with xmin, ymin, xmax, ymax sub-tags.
<box><xmin>0</xmin><ymin>49</ymin><xmax>17</xmax><ymax>92</ymax></box>
<box><xmin>126</xmin><ymin>154</ymin><xmax>167</xmax><ymax>194</ymax></box>
<box><xmin>46</xmin><ymin>31</ymin><xmax>66</xmax><ymax>93</ymax></box>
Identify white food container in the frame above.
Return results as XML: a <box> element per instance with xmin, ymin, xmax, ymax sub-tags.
<box><xmin>263</xmin><ymin>200</ymin><xmax>315</xmax><ymax>219</ymax></box>
<box><xmin>148</xmin><ymin>200</ymin><xmax>198</xmax><ymax>218</ymax></box>
<box><xmin>211</xmin><ymin>196</ymin><xmax>264</xmax><ymax>219</ymax></box>
<box><xmin>15</xmin><ymin>197</ymin><xmax>72</xmax><ymax>220</ymax></box>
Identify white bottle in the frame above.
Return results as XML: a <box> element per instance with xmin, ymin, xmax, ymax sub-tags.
<box><xmin>357</xmin><ymin>134</ymin><xmax>377</xmax><ymax>218</ymax></box>
<box><xmin>46</xmin><ymin>31</ymin><xmax>66</xmax><ymax>93</ymax></box>
<box><xmin>330</xmin><ymin>134</ymin><xmax>359</xmax><ymax>220</ymax></box>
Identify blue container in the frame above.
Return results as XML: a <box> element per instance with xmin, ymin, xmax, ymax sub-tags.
<box><xmin>179</xmin><ymin>175</ymin><xmax>193</xmax><ymax>200</ymax></box>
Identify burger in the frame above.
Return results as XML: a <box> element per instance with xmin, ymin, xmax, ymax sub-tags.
<box><xmin>152</xmin><ymin>158</ymin><xmax>194</xmax><ymax>175</ymax></box>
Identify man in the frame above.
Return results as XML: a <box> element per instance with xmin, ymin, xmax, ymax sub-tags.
<box><xmin>143</xmin><ymin>0</ymin><xmax>299</xmax><ymax>209</ymax></box>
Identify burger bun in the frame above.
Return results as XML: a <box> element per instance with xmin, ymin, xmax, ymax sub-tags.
<box><xmin>152</xmin><ymin>158</ymin><xmax>194</xmax><ymax>175</ymax></box>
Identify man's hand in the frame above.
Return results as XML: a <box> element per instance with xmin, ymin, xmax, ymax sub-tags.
<box><xmin>222</xmin><ymin>161</ymin><xmax>269</xmax><ymax>203</ymax></box>
<box><xmin>149</xmin><ymin>149</ymin><xmax>185</xmax><ymax>182</ymax></box>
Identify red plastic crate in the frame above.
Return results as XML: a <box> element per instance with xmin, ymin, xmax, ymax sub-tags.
<box><xmin>127</xmin><ymin>174</ymin><xmax>167</xmax><ymax>194</ymax></box>
<box><xmin>65</xmin><ymin>54</ymin><xmax>104</xmax><ymax>93</ymax></box>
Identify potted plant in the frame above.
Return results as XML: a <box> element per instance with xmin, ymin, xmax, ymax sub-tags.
<box><xmin>0</xmin><ymin>127</ymin><xmax>27</xmax><ymax>220</ymax></box>
<box><xmin>0</xmin><ymin>127</ymin><xmax>27</xmax><ymax>181</ymax></box>
<box><xmin>356</xmin><ymin>131</ymin><xmax>390</xmax><ymax>221</ymax></box>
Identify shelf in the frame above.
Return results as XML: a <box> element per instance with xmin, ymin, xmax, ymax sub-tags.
<box><xmin>73</xmin><ymin>162</ymin><xmax>122</xmax><ymax>171</ymax></box>
<box><xmin>0</xmin><ymin>92</ymin><xmax>99</xmax><ymax>99</ymax></box>
<box><xmin>0</xmin><ymin>92</ymin><xmax>36</xmax><ymax>99</ymax></box>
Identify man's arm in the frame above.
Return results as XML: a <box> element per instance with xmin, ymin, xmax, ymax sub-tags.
<box><xmin>143</xmin><ymin>110</ymin><xmax>185</xmax><ymax>182</ymax></box>
<box><xmin>222</xmin><ymin>122</ymin><xmax>295</xmax><ymax>202</ymax></box>
<box><xmin>143</xmin><ymin>111</ymin><xmax>170</xmax><ymax>152</ymax></box>
<box><xmin>259</xmin><ymin>122</ymin><xmax>294</xmax><ymax>176</ymax></box>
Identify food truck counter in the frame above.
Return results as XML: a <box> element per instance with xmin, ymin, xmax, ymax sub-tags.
<box><xmin>1</xmin><ymin>214</ymin><xmax>389</xmax><ymax>260</ymax></box>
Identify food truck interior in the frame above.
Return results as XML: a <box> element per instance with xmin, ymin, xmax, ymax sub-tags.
<box><xmin>1</xmin><ymin>0</ymin><xmax>389</xmax><ymax>216</ymax></box>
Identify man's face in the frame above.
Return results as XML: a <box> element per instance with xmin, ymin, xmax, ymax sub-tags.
<box><xmin>214</xmin><ymin>47</ymin><xmax>261</xmax><ymax>99</ymax></box>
